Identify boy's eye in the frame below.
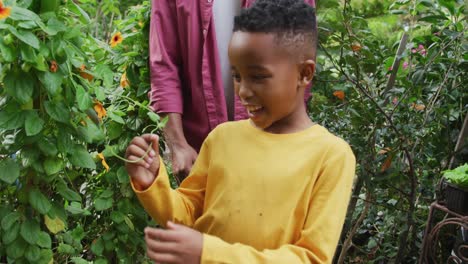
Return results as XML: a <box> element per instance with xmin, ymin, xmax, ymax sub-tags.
<box><xmin>251</xmin><ymin>75</ymin><xmax>269</xmax><ymax>81</ymax></box>
<box><xmin>232</xmin><ymin>74</ymin><xmax>241</xmax><ymax>82</ymax></box>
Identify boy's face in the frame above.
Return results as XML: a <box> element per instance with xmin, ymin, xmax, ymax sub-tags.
<box><xmin>228</xmin><ymin>31</ymin><xmax>312</xmax><ymax>133</ymax></box>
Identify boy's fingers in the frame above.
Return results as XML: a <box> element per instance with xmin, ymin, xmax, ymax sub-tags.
<box><xmin>126</xmin><ymin>155</ymin><xmax>150</xmax><ymax>169</ymax></box>
<box><xmin>125</xmin><ymin>145</ymin><xmax>154</xmax><ymax>165</ymax></box>
<box><xmin>145</xmin><ymin>227</ymin><xmax>179</xmax><ymax>242</ymax></box>
<box><xmin>145</xmin><ymin>237</ymin><xmax>179</xmax><ymax>254</ymax></box>
<box><xmin>146</xmin><ymin>251</ymin><xmax>178</xmax><ymax>264</ymax></box>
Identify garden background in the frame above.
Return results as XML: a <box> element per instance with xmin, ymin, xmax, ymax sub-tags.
<box><xmin>0</xmin><ymin>0</ymin><xmax>466</xmax><ymax>263</ymax></box>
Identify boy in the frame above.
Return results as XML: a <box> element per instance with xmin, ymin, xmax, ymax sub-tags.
<box><xmin>126</xmin><ymin>0</ymin><xmax>355</xmax><ymax>263</ymax></box>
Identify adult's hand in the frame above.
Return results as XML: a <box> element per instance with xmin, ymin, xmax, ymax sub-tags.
<box><xmin>163</xmin><ymin>113</ymin><xmax>198</xmax><ymax>181</ymax></box>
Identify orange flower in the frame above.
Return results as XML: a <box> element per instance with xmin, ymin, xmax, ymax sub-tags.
<box><xmin>333</xmin><ymin>90</ymin><xmax>345</xmax><ymax>100</ymax></box>
<box><xmin>351</xmin><ymin>43</ymin><xmax>361</xmax><ymax>52</ymax></box>
<box><xmin>110</xmin><ymin>32</ymin><xmax>123</xmax><ymax>48</ymax></box>
<box><xmin>79</xmin><ymin>65</ymin><xmax>94</xmax><ymax>82</ymax></box>
<box><xmin>120</xmin><ymin>72</ymin><xmax>130</xmax><ymax>88</ymax></box>
<box><xmin>410</xmin><ymin>103</ymin><xmax>426</xmax><ymax>111</ymax></box>
<box><xmin>50</xmin><ymin>61</ymin><xmax>58</xmax><ymax>73</ymax></box>
<box><xmin>93</xmin><ymin>100</ymin><xmax>107</xmax><ymax>120</ymax></box>
<box><xmin>97</xmin><ymin>153</ymin><xmax>110</xmax><ymax>172</ymax></box>
<box><xmin>380</xmin><ymin>155</ymin><xmax>393</xmax><ymax>172</ymax></box>
<box><xmin>0</xmin><ymin>1</ymin><xmax>12</xmax><ymax>20</ymax></box>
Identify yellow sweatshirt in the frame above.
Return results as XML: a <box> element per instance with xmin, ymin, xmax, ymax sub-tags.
<box><xmin>133</xmin><ymin>120</ymin><xmax>356</xmax><ymax>263</ymax></box>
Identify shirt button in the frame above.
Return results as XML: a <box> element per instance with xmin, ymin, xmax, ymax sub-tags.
<box><xmin>207</xmin><ymin>0</ymin><xmax>212</xmax><ymax>2</ymax></box>
<box><xmin>203</xmin><ymin>29</ymin><xmax>207</xmax><ymax>34</ymax></box>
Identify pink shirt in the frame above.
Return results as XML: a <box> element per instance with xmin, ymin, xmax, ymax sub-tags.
<box><xmin>149</xmin><ymin>0</ymin><xmax>316</xmax><ymax>151</ymax></box>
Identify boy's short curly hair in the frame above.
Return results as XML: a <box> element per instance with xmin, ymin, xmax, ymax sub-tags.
<box><xmin>233</xmin><ymin>0</ymin><xmax>317</xmax><ymax>60</ymax></box>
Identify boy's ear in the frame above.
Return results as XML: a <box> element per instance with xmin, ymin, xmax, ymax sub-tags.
<box><xmin>299</xmin><ymin>59</ymin><xmax>315</xmax><ymax>87</ymax></box>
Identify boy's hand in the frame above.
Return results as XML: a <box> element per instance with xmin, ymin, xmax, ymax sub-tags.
<box><xmin>145</xmin><ymin>221</ymin><xmax>203</xmax><ymax>264</ymax></box>
<box><xmin>125</xmin><ymin>134</ymin><xmax>160</xmax><ymax>191</ymax></box>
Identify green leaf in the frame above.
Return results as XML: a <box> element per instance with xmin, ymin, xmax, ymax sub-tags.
<box><xmin>94</xmin><ymin>197</ymin><xmax>113</xmax><ymax>211</ymax></box>
<box><xmin>0</xmin><ymin>110</ymin><xmax>27</xmax><ymax>130</ymax></box>
<box><xmin>44</xmin><ymin>101</ymin><xmax>71</xmax><ymax>123</ymax></box>
<box><xmin>108</xmin><ymin>111</ymin><xmax>125</xmax><ymax>124</ymax></box>
<box><xmin>94</xmin><ymin>64</ymin><xmax>114</xmax><ymax>88</ymax></box>
<box><xmin>71</xmin><ymin>257</ymin><xmax>90</xmax><ymax>264</ymax></box>
<box><xmin>25</xmin><ymin>111</ymin><xmax>45</xmax><ymax>136</ymax></box>
<box><xmin>76</xmin><ymin>85</ymin><xmax>93</xmax><ymax>111</ymax></box>
<box><xmin>6</xmin><ymin>238</ymin><xmax>28</xmax><ymax>259</ymax></box>
<box><xmin>117</xmin><ymin>166</ymin><xmax>129</xmax><ymax>184</ymax></box>
<box><xmin>0</xmin><ymin>41</ymin><xmax>16</xmax><ymax>62</ymax></box>
<box><xmin>10</xmin><ymin>6</ymin><xmax>41</xmax><ymax>22</ymax></box>
<box><xmin>38</xmin><ymin>72</ymin><xmax>63</xmax><ymax>96</ymax></box>
<box><xmin>25</xmin><ymin>245</ymin><xmax>41</xmax><ymax>262</ymax></box>
<box><xmin>45</xmin><ymin>18</ymin><xmax>67</xmax><ymax>35</ymax></box>
<box><xmin>38</xmin><ymin>138</ymin><xmax>58</xmax><ymax>157</ymax></box>
<box><xmin>43</xmin><ymin>158</ymin><xmax>63</xmax><ymax>175</ymax></box>
<box><xmin>1</xmin><ymin>212</ymin><xmax>21</xmax><ymax>231</ymax></box>
<box><xmin>20</xmin><ymin>219</ymin><xmax>41</xmax><ymax>245</ymax></box>
<box><xmin>124</xmin><ymin>216</ymin><xmax>135</xmax><ymax>231</ymax></box>
<box><xmin>68</xmin><ymin>145</ymin><xmax>96</xmax><ymax>169</ymax></box>
<box><xmin>100</xmin><ymin>190</ymin><xmax>114</xmax><ymax>198</ymax></box>
<box><xmin>147</xmin><ymin>112</ymin><xmax>160</xmax><ymax>123</ymax></box>
<box><xmin>29</xmin><ymin>188</ymin><xmax>52</xmax><ymax>215</ymax></box>
<box><xmin>57</xmin><ymin>128</ymin><xmax>73</xmax><ymax>153</ymax></box>
<box><xmin>0</xmin><ymin>158</ymin><xmax>20</xmax><ymax>184</ymax></box>
<box><xmin>66</xmin><ymin>202</ymin><xmax>90</xmax><ymax>215</ymax></box>
<box><xmin>2</xmin><ymin>223</ymin><xmax>20</xmax><ymax>244</ymax></box>
<box><xmin>3</xmin><ymin>69</ymin><xmax>34</xmax><ymax>104</ymax></box>
<box><xmin>367</xmin><ymin>238</ymin><xmax>378</xmax><ymax>249</ymax></box>
<box><xmin>68</xmin><ymin>1</ymin><xmax>91</xmax><ymax>24</ymax></box>
<box><xmin>7</xmin><ymin>26</ymin><xmax>40</xmax><ymax>49</ymax></box>
<box><xmin>37</xmin><ymin>249</ymin><xmax>53</xmax><ymax>264</ymax></box>
<box><xmin>107</xmin><ymin>122</ymin><xmax>123</xmax><ymax>140</ymax></box>
<box><xmin>91</xmin><ymin>238</ymin><xmax>104</xmax><ymax>256</ymax></box>
<box><xmin>57</xmin><ymin>243</ymin><xmax>75</xmax><ymax>254</ymax></box>
<box><xmin>20</xmin><ymin>42</ymin><xmax>36</xmax><ymax>62</ymax></box>
<box><xmin>36</xmin><ymin>231</ymin><xmax>52</xmax><ymax>248</ymax></box>
<box><xmin>110</xmin><ymin>211</ymin><xmax>125</xmax><ymax>224</ymax></box>
<box><xmin>57</xmin><ymin>183</ymin><xmax>81</xmax><ymax>202</ymax></box>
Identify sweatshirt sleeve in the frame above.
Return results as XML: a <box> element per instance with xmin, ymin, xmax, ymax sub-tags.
<box><xmin>132</xmin><ymin>139</ymin><xmax>212</xmax><ymax>228</ymax></box>
<box><xmin>201</xmin><ymin>140</ymin><xmax>356</xmax><ymax>264</ymax></box>
<box><xmin>148</xmin><ymin>0</ymin><xmax>183</xmax><ymax>114</ymax></box>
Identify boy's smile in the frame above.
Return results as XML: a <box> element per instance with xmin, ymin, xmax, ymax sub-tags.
<box><xmin>228</xmin><ymin>31</ymin><xmax>315</xmax><ymax>134</ymax></box>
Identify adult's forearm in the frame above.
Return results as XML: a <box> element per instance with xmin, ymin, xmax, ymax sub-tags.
<box><xmin>162</xmin><ymin>113</ymin><xmax>188</xmax><ymax>147</ymax></box>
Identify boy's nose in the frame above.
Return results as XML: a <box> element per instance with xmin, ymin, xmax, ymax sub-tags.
<box><xmin>237</xmin><ymin>83</ymin><xmax>254</xmax><ymax>101</ymax></box>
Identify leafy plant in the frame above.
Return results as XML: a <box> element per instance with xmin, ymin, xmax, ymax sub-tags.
<box><xmin>443</xmin><ymin>164</ymin><xmax>468</xmax><ymax>189</ymax></box>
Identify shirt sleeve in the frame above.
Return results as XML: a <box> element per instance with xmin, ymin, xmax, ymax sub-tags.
<box><xmin>132</xmin><ymin>139</ymin><xmax>212</xmax><ymax>227</ymax></box>
<box><xmin>148</xmin><ymin>0</ymin><xmax>184</xmax><ymax>114</ymax></box>
<box><xmin>201</xmin><ymin>140</ymin><xmax>356</xmax><ymax>264</ymax></box>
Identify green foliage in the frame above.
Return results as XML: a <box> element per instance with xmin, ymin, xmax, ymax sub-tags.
<box><xmin>315</xmin><ymin>0</ymin><xmax>466</xmax><ymax>262</ymax></box>
<box><xmin>0</xmin><ymin>0</ymin><xmax>157</xmax><ymax>262</ymax></box>
<box><xmin>443</xmin><ymin>164</ymin><xmax>468</xmax><ymax>188</ymax></box>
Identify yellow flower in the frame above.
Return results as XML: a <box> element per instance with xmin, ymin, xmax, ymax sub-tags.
<box><xmin>110</xmin><ymin>32</ymin><xmax>124</xmax><ymax>48</ymax></box>
<box><xmin>120</xmin><ymin>72</ymin><xmax>130</xmax><ymax>88</ymax></box>
<box><xmin>97</xmin><ymin>153</ymin><xmax>110</xmax><ymax>172</ymax></box>
<box><xmin>93</xmin><ymin>100</ymin><xmax>107</xmax><ymax>120</ymax></box>
<box><xmin>0</xmin><ymin>1</ymin><xmax>11</xmax><ymax>20</ymax></box>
